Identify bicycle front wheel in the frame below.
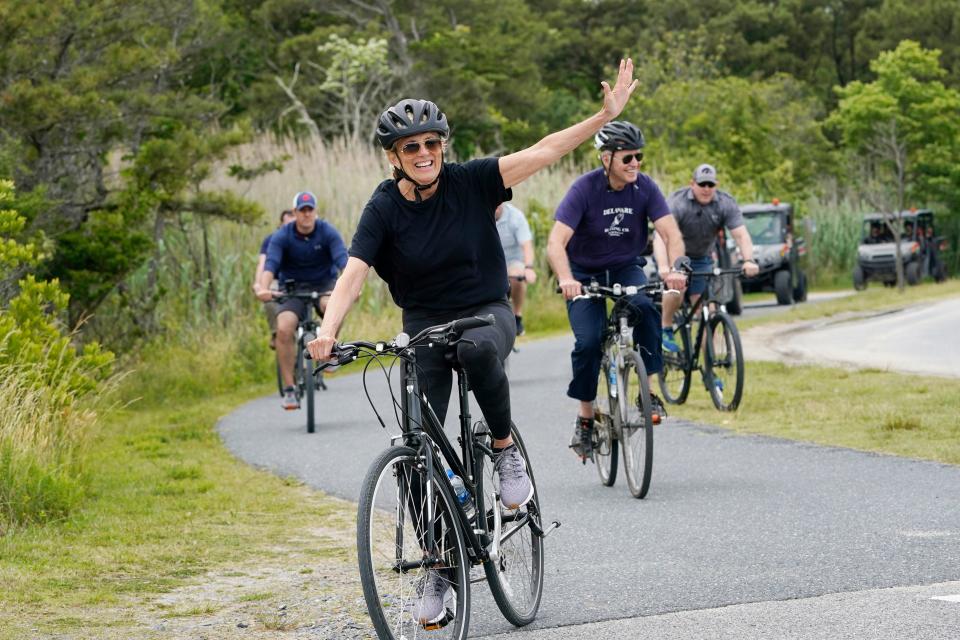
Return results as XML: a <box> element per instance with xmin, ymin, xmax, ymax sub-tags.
<box><xmin>659</xmin><ymin>319</ymin><xmax>692</xmax><ymax>405</ymax></box>
<box><xmin>620</xmin><ymin>350</ymin><xmax>654</xmax><ymax>499</ymax></box>
<box><xmin>298</xmin><ymin>341</ymin><xmax>316</xmax><ymax>433</ymax></box>
<box><xmin>478</xmin><ymin>425</ymin><xmax>544</xmax><ymax>626</ymax></box>
<box><xmin>593</xmin><ymin>354</ymin><xmax>619</xmax><ymax>487</ymax></box>
<box><xmin>705</xmin><ymin>313</ymin><xmax>744</xmax><ymax>411</ymax></box>
<box><xmin>357</xmin><ymin>446</ymin><xmax>470</xmax><ymax>640</ymax></box>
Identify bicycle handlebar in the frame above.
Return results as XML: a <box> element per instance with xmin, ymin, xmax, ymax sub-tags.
<box><xmin>308</xmin><ymin>314</ymin><xmax>496</xmax><ymax>371</ymax></box>
<box><xmin>555</xmin><ymin>280</ymin><xmax>663</xmax><ymax>301</ymax></box>
<box><xmin>683</xmin><ymin>266</ymin><xmax>744</xmax><ymax>277</ymax></box>
<box><xmin>273</xmin><ymin>289</ymin><xmax>331</xmax><ymax>302</ymax></box>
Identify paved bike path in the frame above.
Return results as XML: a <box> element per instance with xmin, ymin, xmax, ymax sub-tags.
<box><xmin>218</xmin><ymin>334</ymin><xmax>960</xmax><ymax>637</ymax></box>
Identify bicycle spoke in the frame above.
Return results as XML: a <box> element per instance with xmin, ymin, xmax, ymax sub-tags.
<box><xmin>359</xmin><ymin>448</ymin><xmax>469</xmax><ymax>638</ymax></box>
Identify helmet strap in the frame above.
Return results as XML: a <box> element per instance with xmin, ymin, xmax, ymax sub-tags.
<box><xmin>600</xmin><ymin>151</ymin><xmax>615</xmax><ymax>191</ymax></box>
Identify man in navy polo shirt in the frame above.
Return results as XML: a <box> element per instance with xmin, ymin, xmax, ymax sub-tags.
<box><xmin>546</xmin><ymin>121</ymin><xmax>688</xmax><ymax>462</ymax></box>
<box><xmin>257</xmin><ymin>191</ymin><xmax>348</xmax><ymax>410</ymax></box>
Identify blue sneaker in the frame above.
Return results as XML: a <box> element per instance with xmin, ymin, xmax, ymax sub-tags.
<box><xmin>661</xmin><ymin>328</ymin><xmax>680</xmax><ymax>353</ymax></box>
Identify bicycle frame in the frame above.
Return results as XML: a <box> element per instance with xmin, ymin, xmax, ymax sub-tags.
<box><xmin>674</xmin><ymin>296</ymin><xmax>711</xmax><ymax>379</ymax></box>
<box><xmin>601</xmin><ymin>303</ymin><xmax>636</xmax><ymax>422</ymax></box>
<box><xmin>395</xmin><ymin>352</ymin><xmax>521</xmax><ymax>569</ymax></box>
<box><xmin>670</xmin><ymin>267</ymin><xmax>739</xmax><ymax>379</ymax></box>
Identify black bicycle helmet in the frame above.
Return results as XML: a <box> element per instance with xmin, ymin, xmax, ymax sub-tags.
<box><xmin>376</xmin><ymin>99</ymin><xmax>449</xmax><ymax>149</ymax></box>
<box><xmin>594</xmin><ymin>120</ymin><xmax>645</xmax><ymax>151</ymax></box>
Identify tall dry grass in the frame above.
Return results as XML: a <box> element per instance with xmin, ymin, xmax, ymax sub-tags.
<box><xmin>206</xmin><ymin>136</ymin><xmax>595</xmax><ymax>338</ymax></box>
<box><xmin>0</xmin><ymin>364</ymin><xmax>102</xmax><ymax>532</ymax></box>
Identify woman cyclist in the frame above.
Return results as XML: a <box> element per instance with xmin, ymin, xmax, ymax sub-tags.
<box><xmin>307</xmin><ymin>57</ymin><xmax>640</xmax><ymax>626</ymax></box>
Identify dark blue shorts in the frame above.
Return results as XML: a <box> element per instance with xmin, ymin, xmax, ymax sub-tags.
<box><xmin>687</xmin><ymin>256</ymin><xmax>716</xmax><ymax>296</ymax></box>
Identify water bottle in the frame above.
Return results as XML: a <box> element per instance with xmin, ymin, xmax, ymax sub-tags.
<box><xmin>608</xmin><ymin>366</ymin><xmax>618</xmax><ymax>397</ymax></box>
<box><xmin>446</xmin><ymin>469</ymin><xmax>476</xmax><ymax>521</ymax></box>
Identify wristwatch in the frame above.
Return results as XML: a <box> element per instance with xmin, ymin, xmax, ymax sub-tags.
<box><xmin>524</xmin><ymin>264</ymin><xmax>534</xmax><ymax>269</ymax></box>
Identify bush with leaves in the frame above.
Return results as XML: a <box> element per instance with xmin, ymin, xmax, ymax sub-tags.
<box><xmin>0</xmin><ymin>180</ymin><xmax>113</xmax><ymax>531</ymax></box>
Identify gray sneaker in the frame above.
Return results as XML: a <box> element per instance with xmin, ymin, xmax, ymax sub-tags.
<box><xmin>412</xmin><ymin>569</ymin><xmax>450</xmax><ymax>625</ymax></box>
<box><xmin>495</xmin><ymin>444</ymin><xmax>533</xmax><ymax>509</ymax></box>
<box><xmin>281</xmin><ymin>387</ymin><xmax>299</xmax><ymax>410</ymax></box>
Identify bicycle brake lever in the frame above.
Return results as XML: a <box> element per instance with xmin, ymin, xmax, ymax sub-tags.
<box><xmin>447</xmin><ymin>337</ymin><xmax>477</xmax><ymax>350</ymax></box>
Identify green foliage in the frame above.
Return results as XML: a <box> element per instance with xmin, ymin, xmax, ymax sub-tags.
<box><xmin>0</xmin><ymin>180</ymin><xmax>113</xmax><ymax>532</ymax></box>
<box><xmin>635</xmin><ymin>74</ymin><xmax>831</xmax><ymax>201</ymax></box>
<box><xmin>0</xmin><ymin>179</ymin><xmax>44</xmax><ymax>269</ymax></box>
<box><xmin>829</xmin><ymin>41</ymin><xmax>960</xmax><ymax>211</ymax></box>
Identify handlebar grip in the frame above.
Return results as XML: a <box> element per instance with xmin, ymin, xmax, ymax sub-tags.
<box><xmin>449</xmin><ymin>314</ymin><xmax>495</xmax><ymax>334</ymax></box>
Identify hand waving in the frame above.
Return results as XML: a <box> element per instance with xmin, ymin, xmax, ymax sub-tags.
<box><xmin>600</xmin><ymin>58</ymin><xmax>639</xmax><ymax>120</ymax></box>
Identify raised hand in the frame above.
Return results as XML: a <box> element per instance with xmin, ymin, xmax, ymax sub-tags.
<box><xmin>600</xmin><ymin>58</ymin><xmax>638</xmax><ymax>120</ymax></box>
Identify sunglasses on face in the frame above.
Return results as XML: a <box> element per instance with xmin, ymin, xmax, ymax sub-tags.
<box><xmin>697</xmin><ymin>182</ymin><xmax>716</xmax><ymax>188</ymax></box>
<box><xmin>398</xmin><ymin>138</ymin><xmax>443</xmax><ymax>157</ymax></box>
<box><xmin>618</xmin><ymin>153</ymin><xmax>643</xmax><ymax>165</ymax></box>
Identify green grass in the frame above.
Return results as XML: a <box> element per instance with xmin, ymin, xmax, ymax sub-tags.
<box><xmin>666</xmin><ymin>362</ymin><xmax>960</xmax><ymax>465</ymax></box>
<box><xmin>0</xmin><ymin>385</ymin><xmax>356</xmax><ymax>639</ymax></box>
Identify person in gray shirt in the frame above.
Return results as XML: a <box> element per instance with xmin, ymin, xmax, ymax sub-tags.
<box><xmin>653</xmin><ymin>163</ymin><xmax>759</xmax><ymax>352</ymax></box>
<box><xmin>495</xmin><ymin>202</ymin><xmax>537</xmax><ymax>335</ymax></box>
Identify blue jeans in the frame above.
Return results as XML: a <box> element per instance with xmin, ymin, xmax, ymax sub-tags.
<box><xmin>565</xmin><ymin>262</ymin><xmax>662</xmax><ymax>402</ymax></box>
<box><xmin>687</xmin><ymin>255</ymin><xmax>716</xmax><ymax>297</ymax></box>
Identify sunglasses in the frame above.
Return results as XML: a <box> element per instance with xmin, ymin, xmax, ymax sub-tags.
<box><xmin>696</xmin><ymin>182</ymin><xmax>716</xmax><ymax>188</ymax></box>
<box><xmin>398</xmin><ymin>138</ymin><xmax>443</xmax><ymax>157</ymax></box>
<box><xmin>619</xmin><ymin>153</ymin><xmax>643</xmax><ymax>165</ymax></box>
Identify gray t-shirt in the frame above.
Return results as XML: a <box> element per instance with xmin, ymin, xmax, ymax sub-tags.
<box><xmin>666</xmin><ymin>187</ymin><xmax>743</xmax><ymax>258</ymax></box>
<box><xmin>495</xmin><ymin>203</ymin><xmax>532</xmax><ymax>265</ymax></box>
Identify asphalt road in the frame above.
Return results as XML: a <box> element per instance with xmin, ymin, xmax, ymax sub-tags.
<box><xmin>219</xmin><ymin>312</ymin><xmax>960</xmax><ymax>638</ymax></box>
<box><xmin>771</xmin><ymin>296</ymin><xmax>960</xmax><ymax>377</ymax></box>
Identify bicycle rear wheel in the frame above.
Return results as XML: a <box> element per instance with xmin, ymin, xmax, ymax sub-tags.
<box><xmin>357</xmin><ymin>446</ymin><xmax>470</xmax><ymax>640</ymax></box>
<box><xmin>477</xmin><ymin>425</ymin><xmax>544</xmax><ymax>626</ymax></box>
<box><xmin>592</xmin><ymin>353</ymin><xmax>619</xmax><ymax>487</ymax></box>
<box><xmin>620</xmin><ymin>350</ymin><xmax>654</xmax><ymax>499</ymax></box>
<box><xmin>659</xmin><ymin>319</ymin><xmax>692</xmax><ymax>405</ymax></box>
<box><xmin>705</xmin><ymin>313</ymin><xmax>744</xmax><ymax>411</ymax></box>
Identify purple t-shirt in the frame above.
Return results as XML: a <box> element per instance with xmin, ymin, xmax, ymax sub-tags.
<box><xmin>555</xmin><ymin>168</ymin><xmax>670</xmax><ymax>270</ymax></box>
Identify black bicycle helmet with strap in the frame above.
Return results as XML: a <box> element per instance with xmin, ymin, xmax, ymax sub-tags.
<box><xmin>594</xmin><ymin>120</ymin><xmax>645</xmax><ymax>151</ymax></box>
<box><xmin>376</xmin><ymin>99</ymin><xmax>449</xmax><ymax>150</ymax></box>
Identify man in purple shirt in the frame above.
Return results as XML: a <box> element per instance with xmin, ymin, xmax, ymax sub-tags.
<box><xmin>547</xmin><ymin>121</ymin><xmax>687</xmax><ymax>462</ymax></box>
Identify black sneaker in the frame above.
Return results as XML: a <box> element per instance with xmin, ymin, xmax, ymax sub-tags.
<box><xmin>515</xmin><ymin>315</ymin><xmax>525</xmax><ymax>336</ymax></box>
<box><xmin>569</xmin><ymin>416</ymin><xmax>594</xmax><ymax>464</ymax></box>
<box><xmin>650</xmin><ymin>394</ymin><xmax>666</xmax><ymax>425</ymax></box>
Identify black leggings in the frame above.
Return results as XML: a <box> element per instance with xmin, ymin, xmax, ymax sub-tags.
<box><xmin>403</xmin><ymin>299</ymin><xmax>516</xmax><ymax>440</ymax></box>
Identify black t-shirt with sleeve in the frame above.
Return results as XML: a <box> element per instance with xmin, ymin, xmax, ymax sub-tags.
<box><xmin>349</xmin><ymin>158</ymin><xmax>512</xmax><ymax>313</ymax></box>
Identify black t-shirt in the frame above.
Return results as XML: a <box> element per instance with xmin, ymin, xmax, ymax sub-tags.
<box><xmin>349</xmin><ymin>158</ymin><xmax>512</xmax><ymax>313</ymax></box>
